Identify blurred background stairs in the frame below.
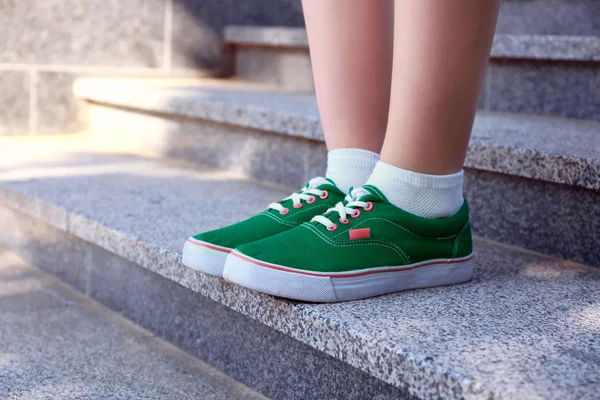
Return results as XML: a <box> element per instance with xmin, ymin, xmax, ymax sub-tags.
<box><xmin>1</xmin><ymin>1</ymin><xmax>599</xmax><ymax>399</ymax></box>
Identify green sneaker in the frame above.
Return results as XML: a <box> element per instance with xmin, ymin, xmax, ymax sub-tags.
<box><xmin>182</xmin><ymin>177</ymin><xmax>346</xmax><ymax>277</ymax></box>
<box><xmin>223</xmin><ymin>185</ymin><xmax>473</xmax><ymax>302</ymax></box>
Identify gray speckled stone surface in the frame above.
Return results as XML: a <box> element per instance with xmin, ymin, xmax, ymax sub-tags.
<box><xmin>234</xmin><ymin>46</ymin><xmax>314</xmax><ymax>91</ymax></box>
<box><xmin>75</xmin><ymin>79</ymin><xmax>600</xmax><ymax>265</ymax></box>
<box><xmin>1</xmin><ymin>139</ymin><xmax>600</xmax><ymax>400</ymax></box>
<box><xmin>87</xmin><ymin>102</ymin><xmax>320</xmax><ymax>188</ymax></box>
<box><xmin>0</xmin><ymin>0</ymin><xmax>164</xmax><ymax>67</ymax></box>
<box><xmin>223</xmin><ymin>27</ymin><xmax>600</xmax><ymax>118</ymax></box>
<box><xmin>75</xmin><ymin>78</ymin><xmax>323</xmax><ymax>139</ymax></box>
<box><xmin>227</xmin><ymin>0</ymin><xmax>600</xmax><ymax>37</ymax></box>
<box><xmin>465</xmin><ymin>168</ymin><xmax>600</xmax><ymax>268</ymax></box>
<box><xmin>492</xmin><ymin>35</ymin><xmax>600</xmax><ymax>61</ymax></box>
<box><xmin>1</xmin><ymin>208</ymin><xmax>410</xmax><ymax>400</ymax></box>
<box><xmin>223</xmin><ymin>26</ymin><xmax>600</xmax><ymax>62</ymax></box>
<box><xmin>36</xmin><ymin>71</ymin><xmax>81</xmax><ymax>134</ymax></box>
<box><xmin>466</xmin><ymin>112</ymin><xmax>600</xmax><ymax>191</ymax></box>
<box><xmin>33</xmin><ymin>72</ymin><xmax>217</xmax><ymax>136</ymax></box>
<box><xmin>75</xmin><ymin>78</ymin><xmax>600</xmax><ymax>192</ymax></box>
<box><xmin>0</xmin><ymin>70</ymin><xmax>30</xmax><ymax>135</ymax></box>
<box><xmin>0</xmin><ymin>252</ymin><xmax>74</xmax><ymax>313</ymax></box>
<box><xmin>225</xmin><ymin>26</ymin><xmax>308</xmax><ymax>48</ymax></box>
<box><xmin>0</xmin><ymin>251</ymin><xmax>266</xmax><ymax>400</ymax></box>
<box><xmin>171</xmin><ymin>0</ymin><xmax>304</xmax><ymax>70</ymax></box>
<box><xmin>488</xmin><ymin>60</ymin><xmax>600</xmax><ymax>122</ymax></box>
<box><xmin>496</xmin><ymin>0</ymin><xmax>600</xmax><ymax>36</ymax></box>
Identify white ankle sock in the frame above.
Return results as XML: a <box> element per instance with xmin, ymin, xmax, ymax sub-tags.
<box><xmin>366</xmin><ymin>161</ymin><xmax>464</xmax><ymax>218</ymax></box>
<box><xmin>325</xmin><ymin>148</ymin><xmax>380</xmax><ymax>194</ymax></box>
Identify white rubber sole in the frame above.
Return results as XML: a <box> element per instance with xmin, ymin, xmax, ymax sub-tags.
<box><xmin>223</xmin><ymin>251</ymin><xmax>474</xmax><ymax>302</ymax></box>
<box><xmin>182</xmin><ymin>238</ymin><xmax>231</xmax><ymax>277</ymax></box>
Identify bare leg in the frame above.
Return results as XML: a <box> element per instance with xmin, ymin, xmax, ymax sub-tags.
<box><xmin>381</xmin><ymin>0</ymin><xmax>500</xmax><ymax>174</ymax></box>
<box><xmin>302</xmin><ymin>0</ymin><xmax>393</xmax><ymax>153</ymax></box>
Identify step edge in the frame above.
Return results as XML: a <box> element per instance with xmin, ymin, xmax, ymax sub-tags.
<box><xmin>224</xmin><ymin>25</ymin><xmax>308</xmax><ymax>48</ymax></box>
<box><xmin>492</xmin><ymin>34</ymin><xmax>600</xmax><ymax>62</ymax></box>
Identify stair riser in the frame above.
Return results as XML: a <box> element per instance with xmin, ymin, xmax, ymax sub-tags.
<box><xmin>496</xmin><ymin>0</ymin><xmax>600</xmax><ymax>36</ymax></box>
<box><xmin>86</xmin><ymin>103</ymin><xmax>326</xmax><ymax>189</ymax></box>
<box><xmin>486</xmin><ymin>59</ymin><xmax>600</xmax><ymax>122</ymax></box>
<box><xmin>235</xmin><ymin>46</ymin><xmax>314</xmax><ymax>92</ymax></box>
<box><xmin>0</xmin><ymin>204</ymin><xmax>412</xmax><ymax>400</ymax></box>
<box><xmin>465</xmin><ymin>170</ymin><xmax>600</xmax><ymax>268</ymax></box>
<box><xmin>86</xmin><ymin>102</ymin><xmax>600</xmax><ymax>267</ymax></box>
<box><xmin>231</xmin><ymin>49</ymin><xmax>600</xmax><ymax>122</ymax></box>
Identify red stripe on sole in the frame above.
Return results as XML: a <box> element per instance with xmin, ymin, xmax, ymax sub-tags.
<box><xmin>187</xmin><ymin>239</ymin><xmax>231</xmax><ymax>254</ymax></box>
<box><xmin>231</xmin><ymin>252</ymin><xmax>473</xmax><ymax>278</ymax></box>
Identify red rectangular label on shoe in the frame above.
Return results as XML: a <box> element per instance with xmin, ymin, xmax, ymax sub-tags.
<box><xmin>349</xmin><ymin>228</ymin><xmax>371</xmax><ymax>240</ymax></box>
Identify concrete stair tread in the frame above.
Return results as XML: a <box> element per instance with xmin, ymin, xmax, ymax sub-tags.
<box><xmin>1</xmin><ymin>136</ymin><xmax>599</xmax><ymax>400</ymax></box>
<box><xmin>76</xmin><ymin>78</ymin><xmax>600</xmax><ymax>191</ymax></box>
<box><xmin>225</xmin><ymin>25</ymin><xmax>600</xmax><ymax>62</ymax></box>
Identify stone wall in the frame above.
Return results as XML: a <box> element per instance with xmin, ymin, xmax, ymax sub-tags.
<box><xmin>0</xmin><ymin>0</ymin><xmax>304</xmax><ymax>135</ymax></box>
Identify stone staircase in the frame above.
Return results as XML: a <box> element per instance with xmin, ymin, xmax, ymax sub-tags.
<box><xmin>223</xmin><ymin>26</ymin><xmax>600</xmax><ymax>122</ymax></box>
<box><xmin>75</xmin><ymin>74</ymin><xmax>600</xmax><ymax>267</ymax></box>
<box><xmin>1</xmin><ymin>24</ymin><xmax>600</xmax><ymax>400</ymax></box>
<box><xmin>0</xmin><ymin>250</ymin><xmax>267</xmax><ymax>400</ymax></box>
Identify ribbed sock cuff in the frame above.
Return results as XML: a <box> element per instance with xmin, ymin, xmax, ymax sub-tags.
<box><xmin>366</xmin><ymin>161</ymin><xmax>464</xmax><ymax>218</ymax></box>
<box><xmin>325</xmin><ymin>148</ymin><xmax>380</xmax><ymax>193</ymax></box>
<box><xmin>367</xmin><ymin>161</ymin><xmax>463</xmax><ymax>190</ymax></box>
<box><xmin>327</xmin><ymin>148</ymin><xmax>380</xmax><ymax>170</ymax></box>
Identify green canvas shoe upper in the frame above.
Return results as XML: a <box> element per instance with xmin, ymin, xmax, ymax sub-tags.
<box><xmin>234</xmin><ymin>184</ymin><xmax>472</xmax><ymax>273</ymax></box>
<box><xmin>224</xmin><ymin>184</ymin><xmax>473</xmax><ymax>301</ymax></box>
<box><xmin>192</xmin><ymin>177</ymin><xmax>346</xmax><ymax>250</ymax></box>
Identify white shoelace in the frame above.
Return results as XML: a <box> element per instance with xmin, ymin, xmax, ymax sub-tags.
<box><xmin>268</xmin><ymin>177</ymin><xmax>330</xmax><ymax>214</ymax></box>
<box><xmin>312</xmin><ymin>187</ymin><xmax>371</xmax><ymax>229</ymax></box>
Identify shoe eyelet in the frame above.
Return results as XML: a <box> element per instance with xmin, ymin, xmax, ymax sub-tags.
<box><xmin>364</xmin><ymin>201</ymin><xmax>374</xmax><ymax>211</ymax></box>
<box><xmin>306</xmin><ymin>195</ymin><xmax>316</xmax><ymax>204</ymax></box>
<box><xmin>351</xmin><ymin>209</ymin><xmax>361</xmax><ymax>219</ymax></box>
<box><xmin>339</xmin><ymin>218</ymin><xmax>349</xmax><ymax>225</ymax></box>
<box><xmin>293</xmin><ymin>202</ymin><xmax>303</xmax><ymax>209</ymax></box>
<box><xmin>319</xmin><ymin>190</ymin><xmax>329</xmax><ymax>199</ymax></box>
<box><xmin>327</xmin><ymin>223</ymin><xmax>338</xmax><ymax>231</ymax></box>
<box><xmin>279</xmin><ymin>208</ymin><xmax>290</xmax><ymax>215</ymax></box>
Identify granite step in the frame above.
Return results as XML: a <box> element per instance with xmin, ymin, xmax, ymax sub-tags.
<box><xmin>494</xmin><ymin>0</ymin><xmax>600</xmax><ymax>36</ymax></box>
<box><xmin>0</xmin><ymin>250</ymin><xmax>267</xmax><ymax>400</ymax></box>
<box><xmin>74</xmin><ymin>78</ymin><xmax>600</xmax><ymax>267</ymax></box>
<box><xmin>0</xmin><ymin>135</ymin><xmax>407</xmax><ymax>400</ymax></box>
<box><xmin>1</xmin><ymin>135</ymin><xmax>600</xmax><ymax>400</ymax></box>
<box><xmin>224</xmin><ymin>25</ymin><xmax>600</xmax><ymax>122</ymax></box>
